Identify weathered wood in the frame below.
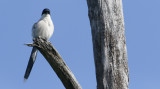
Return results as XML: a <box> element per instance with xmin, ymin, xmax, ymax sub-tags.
<box><xmin>87</xmin><ymin>0</ymin><xmax>129</xmax><ymax>89</ymax></box>
<box><xmin>25</xmin><ymin>38</ymin><xmax>82</xmax><ymax>89</ymax></box>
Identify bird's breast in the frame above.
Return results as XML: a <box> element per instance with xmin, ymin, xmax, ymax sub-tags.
<box><xmin>32</xmin><ymin>18</ymin><xmax>54</xmax><ymax>40</ymax></box>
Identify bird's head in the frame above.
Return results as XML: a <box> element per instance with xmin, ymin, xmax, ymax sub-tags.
<box><xmin>41</xmin><ymin>8</ymin><xmax>50</xmax><ymax>16</ymax></box>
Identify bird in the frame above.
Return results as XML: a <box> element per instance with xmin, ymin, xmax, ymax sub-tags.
<box><xmin>24</xmin><ymin>8</ymin><xmax>54</xmax><ymax>80</ymax></box>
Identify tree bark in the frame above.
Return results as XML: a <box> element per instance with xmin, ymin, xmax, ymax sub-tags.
<box><xmin>25</xmin><ymin>38</ymin><xmax>82</xmax><ymax>89</ymax></box>
<box><xmin>87</xmin><ymin>0</ymin><xmax>129</xmax><ymax>89</ymax></box>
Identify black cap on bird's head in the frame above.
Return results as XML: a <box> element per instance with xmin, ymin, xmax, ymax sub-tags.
<box><xmin>42</xmin><ymin>8</ymin><xmax>50</xmax><ymax>15</ymax></box>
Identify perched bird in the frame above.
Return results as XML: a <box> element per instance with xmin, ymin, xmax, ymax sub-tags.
<box><xmin>24</xmin><ymin>8</ymin><xmax>54</xmax><ymax>80</ymax></box>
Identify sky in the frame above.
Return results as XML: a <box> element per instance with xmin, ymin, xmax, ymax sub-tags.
<box><xmin>0</xmin><ymin>0</ymin><xmax>160</xmax><ymax>89</ymax></box>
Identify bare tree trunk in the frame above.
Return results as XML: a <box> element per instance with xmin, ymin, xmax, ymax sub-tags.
<box><xmin>86</xmin><ymin>0</ymin><xmax>129</xmax><ymax>89</ymax></box>
<box><xmin>25</xmin><ymin>38</ymin><xmax>82</xmax><ymax>89</ymax></box>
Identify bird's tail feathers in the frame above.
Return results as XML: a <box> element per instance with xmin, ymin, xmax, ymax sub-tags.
<box><xmin>24</xmin><ymin>47</ymin><xmax>38</xmax><ymax>80</ymax></box>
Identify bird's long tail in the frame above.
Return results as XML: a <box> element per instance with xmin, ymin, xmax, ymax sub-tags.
<box><xmin>24</xmin><ymin>47</ymin><xmax>38</xmax><ymax>80</ymax></box>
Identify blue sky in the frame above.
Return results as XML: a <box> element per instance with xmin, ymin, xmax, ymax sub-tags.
<box><xmin>0</xmin><ymin>0</ymin><xmax>160</xmax><ymax>89</ymax></box>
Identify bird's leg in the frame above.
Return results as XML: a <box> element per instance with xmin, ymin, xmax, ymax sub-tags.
<box><xmin>36</xmin><ymin>36</ymin><xmax>47</xmax><ymax>41</ymax></box>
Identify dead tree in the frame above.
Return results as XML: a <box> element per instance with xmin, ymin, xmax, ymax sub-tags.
<box><xmin>87</xmin><ymin>0</ymin><xmax>129</xmax><ymax>89</ymax></box>
<box><xmin>25</xmin><ymin>38</ymin><xmax>82</xmax><ymax>89</ymax></box>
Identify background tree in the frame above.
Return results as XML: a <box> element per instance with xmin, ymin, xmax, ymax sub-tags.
<box><xmin>86</xmin><ymin>0</ymin><xmax>129</xmax><ymax>89</ymax></box>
